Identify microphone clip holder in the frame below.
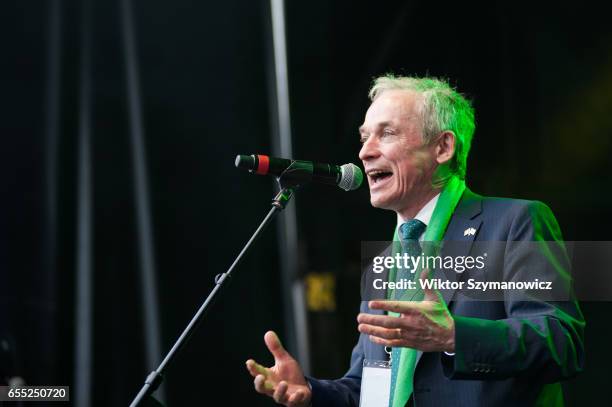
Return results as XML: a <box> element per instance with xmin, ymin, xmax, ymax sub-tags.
<box><xmin>272</xmin><ymin>167</ymin><xmax>304</xmax><ymax>209</ymax></box>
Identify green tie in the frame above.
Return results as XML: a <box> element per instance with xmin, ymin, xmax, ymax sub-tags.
<box><xmin>389</xmin><ymin>176</ymin><xmax>467</xmax><ymax>407</ymax></box>
<box><xmin>388</xmin><ymin>219</ymin><xmax>426</xmax><ymax>406</ymax></box>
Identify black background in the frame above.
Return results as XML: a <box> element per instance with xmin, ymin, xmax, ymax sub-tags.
<box><xmin>2</xmin><ymin>0</ymin><xmax>611</xmax><ymax>405</ymax></box>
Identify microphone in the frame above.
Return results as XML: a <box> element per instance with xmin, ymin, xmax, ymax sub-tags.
<box><xmin>235</xmin><ymin>154</ymin><xmax>363</xmax><ymax>191</ymax></box>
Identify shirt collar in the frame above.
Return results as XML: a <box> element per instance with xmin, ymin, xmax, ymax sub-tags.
<box><xmin>396</xmin><ymin>193</ymin><xmax>440</xmax><ymax>235</ymax></box>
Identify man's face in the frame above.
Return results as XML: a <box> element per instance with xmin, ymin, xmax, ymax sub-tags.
<box><xmin>358</xmin><ymin>90</ymin><xmax>438</xmax><ymax>213</ymax></box>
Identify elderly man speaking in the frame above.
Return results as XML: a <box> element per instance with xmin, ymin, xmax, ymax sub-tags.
<box><xmin>246</xmin><ymin>75</ymin><xmax>584</xmax><ymax>407</ymax></box>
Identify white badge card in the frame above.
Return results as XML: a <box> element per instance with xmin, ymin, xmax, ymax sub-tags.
<box><xmin>359</xmin><ymin>359</ymin><xmax>391</xmax><ymax>407</ymax></box>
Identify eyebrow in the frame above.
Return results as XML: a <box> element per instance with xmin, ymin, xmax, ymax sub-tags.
<box><xmin>358</xmin><ymin>121</ymin><xmax>394</xmax><ymax>134</ymax></box>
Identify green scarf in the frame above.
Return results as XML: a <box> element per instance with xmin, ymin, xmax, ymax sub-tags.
<box><xmin>390</xmin><ymin>176</ymin><xmax>466</xmax><ymax>407</ymax></box>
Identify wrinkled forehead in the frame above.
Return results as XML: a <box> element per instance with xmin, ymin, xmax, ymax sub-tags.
<box><xmin>361</xmin><ymin>90</ymin><xmax>422</xmax><ymax>130</ymax></box>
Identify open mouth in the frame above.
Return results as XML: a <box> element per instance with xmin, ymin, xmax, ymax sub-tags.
<box><xmin>367</xmin><ymin>169</ymin><xmax>393</xmax><ymax>185</ymax></box>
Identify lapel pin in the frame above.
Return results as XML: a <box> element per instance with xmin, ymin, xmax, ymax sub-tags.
<box><xmin>464</xmin><ymin>227</ymin><xmax>477</xmax><ymax>237</ymax></box>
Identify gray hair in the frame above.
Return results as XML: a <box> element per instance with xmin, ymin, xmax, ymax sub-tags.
<box><xmin>369</xmin><ymin>75</ymin><xmax>475</xmax><ymax>180</ymax></box>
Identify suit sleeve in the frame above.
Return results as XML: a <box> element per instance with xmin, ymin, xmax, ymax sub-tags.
<box><xmin>306</xmin><ymin>302</ymin><xmax>370</xmax><ymax>407</ymax></box>
<box><xmin>443</xmin><ymin>201</ymin><xmax>585</xmax><ymax>382</ymax></box>
<box><xmin>306</xmin><ymin>252</ymin><xmax>393</xmax><ymax>407</ymax></box>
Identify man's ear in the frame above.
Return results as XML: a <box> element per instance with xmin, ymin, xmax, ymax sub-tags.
<box><xmin>435</xmin><ymin>131</ymin><xmax>456</xmax><ymax>165</ymax></box>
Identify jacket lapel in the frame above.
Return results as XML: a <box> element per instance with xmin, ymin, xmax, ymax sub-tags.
<box><xmin>415</xmin><ymin>188</ymin><xmax>483</xmax><ymax>366</ymax></box>
<box><xmin>436</xmin><ymin>188</ymin><xmax>483</xmax><ymax>305</ymax></box>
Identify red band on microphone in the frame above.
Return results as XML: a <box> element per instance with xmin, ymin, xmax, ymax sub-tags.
<box><xmin>256</xmin><ymin>155</ymin><xmax>270</xmax><ymax>175</ymax></box>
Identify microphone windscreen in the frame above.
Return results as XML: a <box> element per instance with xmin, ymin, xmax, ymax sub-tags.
<box><xmin>338</xmin><ymin>163</ymin><xmax>363</xmax><ymax>191</ymax></box>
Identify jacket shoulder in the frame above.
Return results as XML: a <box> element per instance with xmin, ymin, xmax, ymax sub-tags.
<box><xmin>465</xmin><ymin>191</ymin><xmax>563</xmax><ymax>241</ymax></box>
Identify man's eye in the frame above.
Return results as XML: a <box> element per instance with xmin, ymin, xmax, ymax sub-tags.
<box><xmin>382</xmin><ymin>130</ymin><xmax>394</xmax><ymax>137</ymax></box>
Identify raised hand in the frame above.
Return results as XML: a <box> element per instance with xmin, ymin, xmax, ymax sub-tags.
<box><xmin>246</xmin><ymin>331</ymin><xmax>312</xmax><ymax>407</ymax></box>
<box><xmin>357</xmin><ymin>270</ymin><xmax>455</xmax><ymax>353</ymax></box>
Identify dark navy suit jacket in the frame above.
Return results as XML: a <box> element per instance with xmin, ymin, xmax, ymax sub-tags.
<box><xmin>308</xmin><ymin>189</ymin><xmax>585</xmax><ymax>407</ymax></box>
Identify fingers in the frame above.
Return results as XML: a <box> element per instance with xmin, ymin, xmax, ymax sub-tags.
<box><xmin>247</xmin><ymin>359</ymin><xmax>276</xmax><ymax>397</ymax></box>
<box><xmin>357</xmin><ymin>313</ymin><xmax>410</xmax><ymax>328</ymax></box>
<box><xmin>357</xmin><ymin>311</ymin><xmax>421</xmax><ymax>343</ymax></box>
<box><xmin>251</xmin><ymin>373</ymin><xmax>308</xmax><ymax>407</ymax></box>
<box><xmin>249</xmin><ymin>331</ymin><xmax>310</xmax><ymax>406</ymax></box>
<box><xmin>357</xmin><ymin>313</ymin><xmax>423</xmax><ymax>348</ymax></box>
<box><xmin>288</xmin><ymin>389</ymin><xmax>306</xmax><ymax>405</ymax></box>
<box><xmin>358</xmin><ymin>323</ymin><xmax>402</xmax><ymax>339</ymax></box>
<box><xmin>358</xmin><ymin>320</ymin><xmax>423</xmax><ymax>342</ymax></box>
<box><xmin>272</xmin><ymin>380</ymin><xmax>288</xmax><ymax>404</ymax></box>
<box><xmin>270</xmin><ymin>381</ymin><xmax>309</xmax><ymax>407</ymax></box>
<box><xmin>253</xmin><ymin>374</ymin><xmax>274</xmax><ymax>396</ymax></box>
<box><xmin>363</xmin><ymin>326</ymin><xmax>421</xmax><ymax>348</ymax></box>
<box><xmin>368</xmin><ymin>300</ymin><xmax>427</xmax><ymax>313</ymax></box>
<box><xmin>368</xmin><ymin>335</ymin><xmax>404</xmax><ymax>348</ymax></box>
<box><xmin>245</xmin><ymin>359</ymin><xmax>268</xmax><ymax>379</ymax></box>
<box><xmin>264</xmin><ymin>330</ymin><xmax>289</xmax><ymax>361</ymax></box>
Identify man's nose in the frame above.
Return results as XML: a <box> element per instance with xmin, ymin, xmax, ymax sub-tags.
<box><xmin>359</xmin><ymin>137</ymin><xmax>380</xmax><ymax>161</ymax></box>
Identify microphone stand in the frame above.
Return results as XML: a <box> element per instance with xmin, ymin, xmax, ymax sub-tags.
<box><xmin>129</xmin><ymin>175</ymin><xmax>300</xmax><ymax>406</ymax></box>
